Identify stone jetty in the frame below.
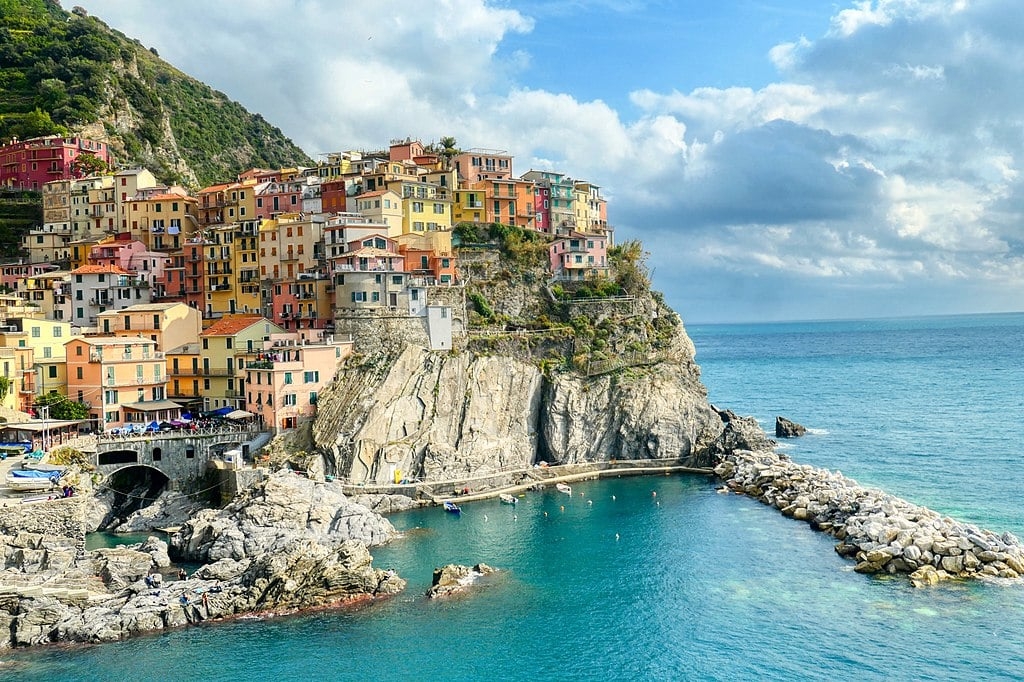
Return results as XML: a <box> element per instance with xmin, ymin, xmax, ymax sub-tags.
<box><xmin>715</xmin><ymin>449</ymin><xmax>1024</xmax><ymax>586</ymax></box>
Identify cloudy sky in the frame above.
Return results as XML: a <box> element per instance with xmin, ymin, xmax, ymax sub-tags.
<box><xmin>73</xmin><ymin>0</ymin><xmax>1024</xmax><ymax>324</ymax></box>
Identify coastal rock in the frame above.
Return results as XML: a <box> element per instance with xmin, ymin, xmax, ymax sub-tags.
<box><xmin>349</xmin><ymin>493</ymin><xmax>423</xmax><ymax>515</ymax></box>
<box><xmin>425</xmin><ymin>563</ymin><xmax>496</xmax><ymax>599</ymax></box>
<box><xmin>775</xmin><ymin>416</ymin><xmax>807</xmax><ymax>438</ymax></box>
<box><xmin>113</xmin><ymin>491</ymin><xmax>208</xmax><ymax>533</ymax></box>
<box><xmin>0</xmin><ymin>470</ymin><xmax>406</xmax><ymax>650</ymax></box>
<box><xmin>172</xmin><ymin>470</ymin><xmax>398</xmax><ymax>564</ymax></box>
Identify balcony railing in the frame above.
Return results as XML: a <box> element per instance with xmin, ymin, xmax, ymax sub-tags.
<box><xmin>168</xmin><ymin>367</ymin><xmax>236</xmax><ymax>377</ymax></box>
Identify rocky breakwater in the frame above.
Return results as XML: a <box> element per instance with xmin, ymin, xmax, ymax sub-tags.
<box><xmin>715</xmin><ymin>450</ymin><xmax>1024</xmax><ymax>586</ymax></box>
<box><xmin>0</xmin><ymin>471</ymin><xmax>405</xmax><ymax>648</ymax></box>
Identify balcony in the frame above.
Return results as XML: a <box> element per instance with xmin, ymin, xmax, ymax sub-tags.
<box><xmin>168</xmin><ymin>367</ymin><xmax>236</xmax><ymax>377</ymax></box>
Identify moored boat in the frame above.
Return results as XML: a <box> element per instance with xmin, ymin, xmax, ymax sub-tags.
<box><xmin>556</xmin><ymin>483</ymin><xmax>572</xmax><ymax>496</ymax></box>
<box><xmin>499</xmin><ymin>493</ymin><xmax>517</xmax><ymax>505</ymax></box>
<box><xmin>443</xmin><ymin>500</ymin><xmax>461</xmax><ymax>514</ymax></box>
<box><xmin>5</xmin><ymin>468</ymin><xmax>64</xmax><ymax>491</ymax></box>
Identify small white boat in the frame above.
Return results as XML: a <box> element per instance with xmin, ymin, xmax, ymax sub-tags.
<box><xmin>555</xmin><ymin>483</ymin><xmax>572</xmax><ymax>496</ymax></box>
<box><xmin>499</xmin><ymin>493</ymin><xmax>517</xmax><ymax>505</ymax></box>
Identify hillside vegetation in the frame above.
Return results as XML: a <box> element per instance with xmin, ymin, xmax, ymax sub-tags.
<box><xmin>0</xmin><ymin>0</ymin><xmax>311</xmax><ymax>186</ymax></box>
<box><xmin>454</xmin><ymin>222</ymin><xmax>681</xmax><ymax>376</ymax></box>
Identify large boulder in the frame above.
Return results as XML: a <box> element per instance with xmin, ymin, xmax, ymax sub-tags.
<box><xmin>172</xmin><ymin>470</ymin><xmax>397</xmax><ymax>564</ymax></box>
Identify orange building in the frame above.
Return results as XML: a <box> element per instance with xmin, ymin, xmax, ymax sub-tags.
<box><xmin>65</xmin><ymin>336</ymin><xmax>174</xmax><ymax>430</ymax></box>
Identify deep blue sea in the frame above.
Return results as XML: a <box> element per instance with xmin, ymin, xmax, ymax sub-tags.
<box><xmin>6</xmin><ymin>313</ymin><xmax>1024</xmax><ymax>681</ymax></box>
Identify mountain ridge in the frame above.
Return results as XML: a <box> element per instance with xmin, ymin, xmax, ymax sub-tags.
<box><xmin>0</xmin><ymin>0</ymin><xmax>312</xmax><ymax>186</ymax></box>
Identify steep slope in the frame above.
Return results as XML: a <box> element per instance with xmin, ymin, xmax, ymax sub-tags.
<box><xmin>0</xmin><ymin>0</ymin><xmax>311</xmax><ymax>186</ymax></box>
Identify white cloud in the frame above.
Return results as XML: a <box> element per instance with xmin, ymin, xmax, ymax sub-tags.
<box><xmin>72</xmin><ymin>0</ymin><xmax>1024</xmax><ymax>321</ymax></box>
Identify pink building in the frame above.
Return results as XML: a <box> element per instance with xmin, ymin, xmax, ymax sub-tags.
<box><xmin>245</xmin><ymin>333</ymin><xmax>351</xmax><ymax>431</ymax></box>
<box><xmin>0</xmin><ymin>135</ymin><xmax>113</xmax><ymax>190</ymax></box>
<box><xmin>548</xmin><ymin>231</ymin><xmax>609</xmax><ymax>281</ymax></box>
<box><xmin>88</xmin><ymin>239</ymin><xmax>170</xmax><ymax>285</ymax></box>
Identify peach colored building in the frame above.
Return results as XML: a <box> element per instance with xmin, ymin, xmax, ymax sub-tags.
<box><xmin>96</xmin><ymin>302</ymin><xmax>201</xmax><ymax>352</ymax></box>
<box><xmin>245</xmin><ymin>333</ymin><xmax>351</xmax><ymax>431</ymax></box>
<box><xmin>66</xmin><ymin>336</ymin><xmax>174</xmax><ymax>429</ymax></box>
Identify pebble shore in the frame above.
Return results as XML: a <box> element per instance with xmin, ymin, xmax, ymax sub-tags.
<box><xmin>715</xmin><ymin>449</ymin><xmax>1024</xmax><ymax>586</ymax></box>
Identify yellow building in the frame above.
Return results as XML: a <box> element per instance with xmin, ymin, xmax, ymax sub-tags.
<box><xmin>349</xmin><ymin>189</ymin><xmax>404</xmax><ymax>235</ymax></box>
<box><xmin>390</xmin><ymin>180</ymin><xmax>453</xmax><ymax>234</ymax></box>
<box><xmin>165</xmin><ymin>341</ymin><xmax>202</xmax><ymax>412</ymax></box>
<box><xmin>96</xmin><ymin>302</ymin><xmax>201</xmax><ymax>352</ymax></box>
<box><xmin>19</xmin><ymin>270</ymin><xmax>69</xmax><ymax>321</ymax></box>
<box><xmin>0</xmin><ymin>347</ymin><xmax>21</xmax><ymax>414</ymax></box>
<box><xmin>124</xmin><ymin>189</ymin><xmax>198</xmax><ymax>252</ymax></box>
<box><xmin>258</xmin><ymin>213</ymin><xmax>323</xmax><ymax>281</ymax></box>
<box><xmin>204</xmin><ymin>224</ymin><xmax>237</xmax><ymax>317</ymax></box>
<box><xmin>233</xmin><ymin>220</ymin><xmax>261</xmax><ymax>315</ymax></box>
<box><xmin>198</xmin><ymin>315</ymin><xmax>285</xmax><ymax>411</ymax></box>
<box><xmin>0</xmin><ymin>318</ymin><xmax>76</xmax><ymax>408</ymax></box>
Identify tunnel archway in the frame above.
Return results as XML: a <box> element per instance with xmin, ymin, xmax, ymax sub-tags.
<box><xmin>98</xmin><ymin>465</ymin><xmax>172</xmax><ymax>532</ymax></box>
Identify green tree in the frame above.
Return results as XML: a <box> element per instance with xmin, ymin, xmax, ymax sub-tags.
<box><xmin>439</xmin><ymin>136</ymin><xmax>460</xmax><ymax>169</ymax></box>
<box><xmin>70</xmin><ymin>152</ymin><xmax>107</xmax><ymax>177</ymax></box>
<box><xmin>34</xmin><ymin>390</ymin><xmax>89</xmax><ymax>420</ymax></box>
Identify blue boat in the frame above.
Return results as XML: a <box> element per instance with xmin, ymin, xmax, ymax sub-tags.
<box><xmin>6</xmin><ymin>468</ymin><xmax>64</xmax><ymax>491</ymax></box>
<box><xmin>443</xmin><ymin>501</ymin><xmax>461</xmax><ymax>514</ymax></box>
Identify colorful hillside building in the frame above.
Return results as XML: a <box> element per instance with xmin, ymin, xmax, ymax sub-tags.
<box><xmin>0</xmin><ymin>136</ymin><xmax>113</xmax><ymax>191</ymax></box>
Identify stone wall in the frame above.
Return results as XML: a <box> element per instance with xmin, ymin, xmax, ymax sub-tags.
<box><xmin>0</xmin><ymin>498</ymin><xmax>86</xmax><ymax>555</ymax></box>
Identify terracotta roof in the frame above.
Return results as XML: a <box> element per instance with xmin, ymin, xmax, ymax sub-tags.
<box><xmin>202</xmin><ymin>315</ymin><xmax>265</xmax><ymax>337</ymax></box>
<box><xmin>70</xmin><ymin>264</ymin><xmax>132</xmax><ymax>275</ymax></box>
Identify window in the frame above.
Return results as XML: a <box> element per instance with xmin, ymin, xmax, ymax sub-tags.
<box><xmin>304</xmin><ymin>370</ymin><xmax>319</xmax><ymax>383</ymax></box>
<box><xmin>202</xmin><ymin>338</ymin><xmax>208</xmax><ymax>349</ymax></box>
<box><xmin>433</xmin><ymin>203</ymin><xmax>444</xmax><ymax>214</ymax></box>
<box><xmin>76</xmin><ymin>345</ymin><xmax>82</xmax><ymax>356</ymax></box>
<box><xmin>43</xmin><ymin>346</ymin><xmax>51</xmax><ymax>359</ymax></box>
<box><xmin>76</xmin><ymin>367</ymin><xmax>83</xmax><ymax>379</ymax></box>
<box><xmin>53</xmin><ymin>327</ymin><xmax>62</xmax><ymax>338</ymax></box>
<box><xmin>310</xmin><ymin>392</ymin><xmax>318</xmax><ymax>404</ymax></box>
<box><xmin>284</xmin><ymin>394</ymin><xmax>296</xmax><ymax>406</ymax></box>
<box><xmin>226</xmin><ymin>338</ymin><xmax>233</xmax><ymax>349</ymax></box>
<box><xmin>412</xmin><ymin>201</ymin><xmax>423</xmax><ymax>212</ymax></box>
<box><xmin>284</xmin><ymin>372</ymin><xmax>293</xmax><ymax>385</ymax></box>
<box><xmin>351</xmin><ymin>292</ymin><xmax>367</xmax><ymax>302</ymax></box>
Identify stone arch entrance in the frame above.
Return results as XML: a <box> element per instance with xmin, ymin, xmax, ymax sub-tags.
<box><xmin>97</xmin><ymin>464</ymin><xmax>173</xmax><ymax>532</ymax></box>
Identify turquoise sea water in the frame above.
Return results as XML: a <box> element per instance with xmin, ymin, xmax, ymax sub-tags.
<box><xmin>6</xmin><ymin>313</ymin><xmax>1024</xmax><ymax>681</ymax></box>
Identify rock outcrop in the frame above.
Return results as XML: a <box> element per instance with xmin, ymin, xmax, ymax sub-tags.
<box><xmin>313</xmin><ymin>329</ymin><xmax>728</xmax><ymax>483</ymax></box>
<box><xmin>716</xmin><ymin>449</ymin><xmax>1024</xmax><ymax>585</ymax></box>
<box><xmin>775</xmin><ymin>416</ymin><xmax>807</xmax><ymax>438</ymax></box>
<box><xmin>0</xmin><ymin>472</ymin><xmax>405</xmax><ymax>649</ymax></box>
<box><xmin>425</xmin><ymin>563</ymin><xmax>496</xmax><ymax>598</ymax></box>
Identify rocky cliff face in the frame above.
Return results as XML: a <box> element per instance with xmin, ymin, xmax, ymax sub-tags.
<box><xmin>312</xmin><ymin>318</ymin><xmax>731</xmax><ymax>484</ymax></box>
